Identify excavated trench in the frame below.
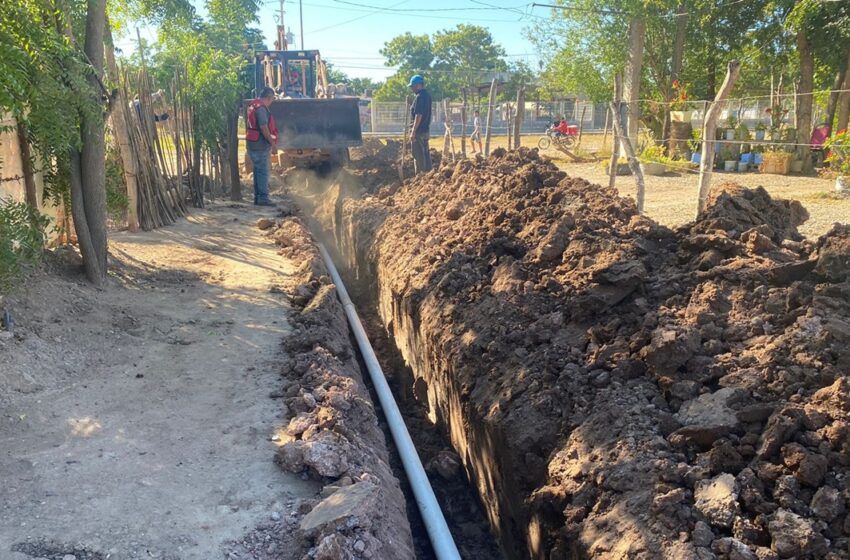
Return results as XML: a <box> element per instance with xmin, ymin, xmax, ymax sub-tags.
<box><xmin>286</xmin><ymin>170</ymin><xmax>505</xmax><ymax>559</ymax></box>
<box><xmin>281</xmin><ymin>147</ymin><xmax>850</xmax><ymax>560</ymax></box>
<box><xmin>286</xmin><ymin>163</ymin><xmax>564</xmax><ymax>560</ymax></box>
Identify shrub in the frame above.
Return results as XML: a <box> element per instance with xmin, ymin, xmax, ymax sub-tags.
<box><xmin>0</xmin><ymin>198</ymin><xmax>50</xmax><ymax>290</ymax></box>
<box><xmin>825</xmin><ymin>130</ymin><xmax>850</xmax><ymax>176</ymax></box>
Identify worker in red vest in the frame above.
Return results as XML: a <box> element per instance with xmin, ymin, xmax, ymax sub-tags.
<box><xmin>246</xmin><ymin>87</ymin><xmax>278</xmax><ymax>206</ymax></box>
<box><xmin>556</xmin><ymin>118</ymin><xmax>571</xmax><ymax>136</ymax></box>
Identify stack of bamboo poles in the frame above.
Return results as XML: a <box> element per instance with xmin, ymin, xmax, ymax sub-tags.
<box><xmin>170</xmin><ymin>69</ymin><xmax>205</xmax><ymax>208</ymax></box>
<box><xmin>118</xmin><ymin>69</ymin><xmax>187</xmax><ymax>230</ymax></box>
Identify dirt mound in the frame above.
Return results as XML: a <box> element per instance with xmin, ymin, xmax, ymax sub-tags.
<box><xmin>347</xmin><ymin>138</ymin><xmax>445</xmax><ymax>193</ymax></box>
<box><xmin>692</xmin><ymin>182</ymin><xmax>809</xmax><ymax>244</ymax></box>
<box><xmin>333</xmin><ymin>147</ymin><xmax>850</xmax><ymax>559</ymax></box>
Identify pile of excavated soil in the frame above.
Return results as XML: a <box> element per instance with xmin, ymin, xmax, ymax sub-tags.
<box><xmin>328</xmin><ymin>147</ymin><xmax>850</xmax><ymax>559</ymax></box>
<box><xmin>347</xmin><ymin>138</ymin><xmax>443</xmax><ymax>193</ymax></box>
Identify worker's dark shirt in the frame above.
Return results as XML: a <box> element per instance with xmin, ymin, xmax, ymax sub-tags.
<box><xmin>247</xmin><ymin>105</ymin><xmax>272</xmax><ymax>152</ymax></box>
<box><xmin>410</xmin><ymin>89</ymin><xmax>432</xmax><ymax>134</ymax></box>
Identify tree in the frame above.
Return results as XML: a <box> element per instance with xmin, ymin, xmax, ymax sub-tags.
<box><xmin>74</xmin><ymin>0</ymin><xmax>109</xmax><ymax>284</ymax></box>
<box><xmin>138</xmin><ymin>0</ymin><xmax>263</xmax><ymax>202</ymax></box>
<box><xmin>432</xmin><ymin>24</ymin><xmax>506</xmax><ymax>97</ymax></box>
<box><xmin>374</xmin><ymin>25</ymin><xmax>511</xmax><ymax>101</ymax></box>
<box><xmin>785</xmin><ymin>0</ymin><xmax>850</xmax><ymax>170</ymax></box>
<box><xmin>1</xmin><ymin>0</ymin><xmax>110</xmax><ymax>284</ymax></box>
<box><xmin>381</xmin><ymin>32</ymin><xmax>434</xmax><ymax>70</ymax></box>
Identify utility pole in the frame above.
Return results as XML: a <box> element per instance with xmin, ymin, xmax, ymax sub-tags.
<box><xmin>299</xmin><ymin>0</ymin><xmax>304</xmax><ymax>50</ymax></box>
<box><xmin>136</xmin><ymin>27</ymin><xmax>146</xmax><ymax>67</ymax></box>
<box><xmin>277</xmin><ymin>0</ymin><xmax>287</xmax><ymax>51</ymax></box>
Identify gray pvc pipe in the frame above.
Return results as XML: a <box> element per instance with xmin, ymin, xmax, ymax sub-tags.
<box><xmin>317</xmin><ymin>243</ymin><xmax>462</xmax><ymax>560</ymax></box>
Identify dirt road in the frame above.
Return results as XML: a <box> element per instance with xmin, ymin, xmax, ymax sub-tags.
<box><xmin>0</xmin><ymin>203</ymin><xmax>317</xmax><ymax>559</ymax></box>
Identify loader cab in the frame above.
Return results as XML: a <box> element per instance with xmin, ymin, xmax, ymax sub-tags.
<box><xmin>254</xmin><ymin>50</ymin><xmax>320</xmax><ymax>99</ymax></box>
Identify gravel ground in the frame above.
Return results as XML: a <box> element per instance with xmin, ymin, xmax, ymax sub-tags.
<box><xmin>541</xmin><ymin>149</ymin><xmax>849</xmax><ymax>239</ymax></box>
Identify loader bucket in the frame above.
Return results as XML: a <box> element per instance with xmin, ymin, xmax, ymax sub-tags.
<box><xmin>268</xmin><ymin>98</ymin><xmax>363</xmax><ymax>150</ymax></box>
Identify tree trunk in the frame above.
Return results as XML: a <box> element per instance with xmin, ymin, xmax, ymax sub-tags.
<box><xmin>68</xmin><ymin>151</ymin><xmax>104</xmax><ymax>282</ymax></box>
<box><xmin>837</xmin><ymin>50</ymin><xmax>850</xmax><ymax>133</ymax></box>
<box><xmin>796</xmin><ymin>27</ymin><xmax>814</xmax><ymax>173</ymax></box>
<box><xmin>80</xmin><ymin>0</ymin><xmax>107</xmax><ymax>278</ymax></box>
<box><xmin>697</xmin><ymin>61</ymin><xmax>741</xmax><ymax>217</ymax></box>
<box><xmin>228</xmin><ymin>108</ymin><xmax>241</xmax><ymax>201</ymax></box>
<box><xmin>104</xmin><ymin>21</ymin><xmax>140</xmax><ymax>231</ymax></box>
<box><xmin>665</xmin><ymin>4</ymin><xmax>688</xmax><ymax>153</ymax></box>
<box><xmin>706</xmin><ymin>30</ymin><xmax>718</xmax><ymax>99</ymax></box>
<box><xmin>825</xmin><ymin>66</ymin><xmax>846</xmax><ymax>134</ymax></box>
<box><xmin>61</xmin><ymin>0</ymin><xmax>107</xmax><ymax>284</ymax></box>
<box><xmin>622</xmin><ymin>18</ymin><xmax>646</xmax><ymax>153</ymax></box>
<box><xmin>16</xmin><ymin>119</ymin><xmax>38</xmax><ymax>208</ymax></box>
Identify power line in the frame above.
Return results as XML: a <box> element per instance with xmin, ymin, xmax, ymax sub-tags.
<box><xmin>329</xmin><ymin>0</ymin><xmax>527</xmax><ymax>12</ymax></box>
<box><xmin>307</xmin><ymin>0</ymin><xmax>535</xmax><ymax>32</ymax></box>
<box><xmin>307</xmin><ymin>0</ymin><xmax>413</xmax><ymax>33</ymax></box>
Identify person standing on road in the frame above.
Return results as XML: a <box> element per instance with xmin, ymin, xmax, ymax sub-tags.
<box><xmin>408</xmin><ymin>75</ymin><xmax>432</xmax><ymax>174</ymax></box>
<box><xmin>246</xmin><ymin>87</ymin><xmax>278</xmax><ymax>206</ymax></box>
<box><xmin>471</xmin><ymin>109</ymin><xmax>482</xmax><ymax>154</ymax></box>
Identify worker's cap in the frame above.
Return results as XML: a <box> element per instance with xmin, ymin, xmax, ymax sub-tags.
<box><xmin>407</xmin><ymin>74</ymin><xmax>424</xmax><ymax>87</ymax></box>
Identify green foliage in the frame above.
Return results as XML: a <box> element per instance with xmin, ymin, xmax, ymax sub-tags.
<box><xmin>374</xmin><ymin>25</ymin><xmax>513</xmax><ymax>101</ymax></box>
<box><xmin>825</xmin><ymin>130</ymin><xmax>850</xmax><ymax>176</ymax></box>
<box><xmin>0</xmin><ymin>0</ymin><xmax>98</xmax><ymax>203</ymax></box>
<box><xmin>0</xmin><ymin>199</ymin><xmax>50</xmax><ymax>291</ymax></box>
<box><xmin>640</xmin><ymin>142</ymin><xmax>668</xmax><ymax>163</ymax></box>
<box><xmin>688</xmin><ymin>127</ymin><xmax>702</xmax><ymax>153</ymax></box>
<box><xmin>326</xmin><ymin>63</ymin><xmax>349</xmax><ymax>84</ymax></box>
<box><xmin>105</xmin><ymin>140</ymin><xmax>128</xmax><ymax>222</ymax></box>
<box><xmin>143</xmin><ymin>0</ymin><xmax>262</xmax><ymax>159</ymax></box>
<box><xmin>527</xmin><ymin>0</ymin><xmax>849</xmax><ymax>113</ymax></box>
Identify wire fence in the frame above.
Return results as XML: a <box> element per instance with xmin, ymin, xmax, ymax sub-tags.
<box><xmin>363</xmin><ymin>91</ymin><xmax>842</xmax><ymax>138</ymax></box>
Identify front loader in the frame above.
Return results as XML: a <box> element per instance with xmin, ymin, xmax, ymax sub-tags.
<box><xmin>250</xmin><ymin>49</ymin><xmax>362</xmax><ymax>169</ymax></box>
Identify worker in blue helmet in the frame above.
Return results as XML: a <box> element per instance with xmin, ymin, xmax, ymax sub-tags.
<box><xmin>407</xmin><ymin>74</ymin><xmax>433</xmax><ymax>174</ymax></box>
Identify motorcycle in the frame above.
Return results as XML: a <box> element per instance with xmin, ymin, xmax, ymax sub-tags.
<box><xmin>538</xmin><ymin>124</ymin><xmax>578</xmax><ymax>150</ymax></box>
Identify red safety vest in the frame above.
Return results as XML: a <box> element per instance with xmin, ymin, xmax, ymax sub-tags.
<box><xmin>246</xmin><ymin>99</ymin><xmax>278</xmax><ymax>143</ymax></box>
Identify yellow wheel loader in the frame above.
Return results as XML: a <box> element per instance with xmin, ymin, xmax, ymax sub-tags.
<box><xmin>250</xmin><ymin>49</ymin><xmax>362</xmax><ymax>170</ymax></box>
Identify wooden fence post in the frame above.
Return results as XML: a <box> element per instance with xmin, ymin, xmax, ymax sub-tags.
<box><xmin>602</xmin><ymin>106</ymin><xmax>611</xmax><ymax>149</ymax></box>
<box><xmin>608</xmin><ymin>78</ymin><xmax>622</xmax><ymax>190</ymax></box>
<box><xmin>442</xmin><ymin>99</ymin><xmax>456</xmax><ymax>162</ymax></box>
<box><xmin>696</xmin><ymin>60</ymin><xmax>742</xmax><ymax>217</ymax></box>
<box><xmin>461</xmin><ymin>89</ymin><xmax>468</xmax><ymax>157</ymax></box>
<box><xmin>577</xmin><ymin>104</ymin><xmax>587</xmax><ymax>148</ymax></box>
<box><xmin>514</xmin><ymin>87</ymin><xmax>525</xmax><ymax>149</ymax></box>
<box><xmin>484</xmin><ymin>79</ymin><xmax>497</xmax><ymax>157</ymax></box>
<box><xmin>609</xmin><ymin>74</ymin><xmax>646</xmax><ymax>213</ymax></box>
<box><xmin>399</xmin><ymin>95</ymin><xmax>411</xmax><ymax>180</ymax></box>
<box><xmin>505</xmin><ymin>103</ymin><xmax>514</xmax><ymax>150</ymax></box>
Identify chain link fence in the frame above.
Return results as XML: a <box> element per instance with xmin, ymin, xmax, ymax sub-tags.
<box><xmin>362</xmin><ymin>92</ymin><xmax>833</xmax><ymax>139</ymax></box>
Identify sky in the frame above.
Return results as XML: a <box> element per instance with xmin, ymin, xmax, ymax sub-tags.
<box><xmin>117</xmin><ymin>0</ymin><xmax>547</xmax><ymax>83</ymax></box>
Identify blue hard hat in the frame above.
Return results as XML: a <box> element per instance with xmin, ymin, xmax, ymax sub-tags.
<box><xmin>408</xmin><ymin>74</ymin><xmax>424</xmax><ymax>87</ymax></box>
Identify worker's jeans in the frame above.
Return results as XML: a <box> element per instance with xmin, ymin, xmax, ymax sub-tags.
<box><xmin>411</xmin><ymin>132</ymin><xmax>432</xmax><ymax>174</ymax></box>
<box><xmin>248</xmin><ymin>149</ymin><xmax>271</xmax><ymax>204</ymax></box>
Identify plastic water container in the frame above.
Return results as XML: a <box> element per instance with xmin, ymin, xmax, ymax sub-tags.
<box><xmin>753</xmin><ymin>153</ymin><xmax>764</xmax><ymax>166</ymax></box>
<box><xmin>690</xmin><ymin>152</ymin><xmax>701</xmax><ymax>165</ymax></box>
<box><xmin>740</xmin><ymin>153</ymin><xmax>754</xmax><ymax>164</ymax></box>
